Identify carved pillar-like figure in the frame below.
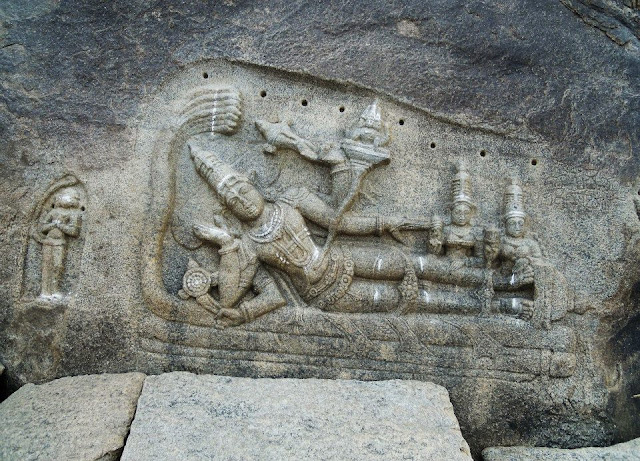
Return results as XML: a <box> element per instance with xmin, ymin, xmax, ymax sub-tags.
<box><xmin>36</xmin><ymin>190</ymin><xmax>82</xmax><ymax>297</ymax></box>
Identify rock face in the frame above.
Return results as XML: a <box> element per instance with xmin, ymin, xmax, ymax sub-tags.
<box><xmin>0</xmin><ymin>372</ymin><xmax>145</xmax><ymax>461</ymax></box>
<box><xmin>483</xmin><ymin>437</ymin><xmax>640</xmax><ymax>460</ymax></box>
<box><xmin>1</xmin><ymin>0</ymin><xmax>639</xmax><ymax>457</ymax></box>
<box><xmin>121</xmin><ymin>372</ymin><xmax>472</xmax><ymax>461</ymax></box>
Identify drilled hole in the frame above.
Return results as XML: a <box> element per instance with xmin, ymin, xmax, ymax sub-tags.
<box><xmin>480</xmin><ymin>150</ymin><xmax>486</xmax><ymax>157</ymax></box>
<box><xmin>51</xmin><ymin>203</ymin><xmax>55</xmax><ymax>208</ymax></box>
<box><xmin>202</xmin><ymin>72</ymin><xmax>208</xmax><ymax>79</ymax></box>
<box><xmin>398</xmin><ymin>119</ymin><xmax>405</xmax><ymax>126</ymax></box>
<box><xmin>531</xmin><ymin>159</ymin><xmax>538</xmax><ymax>166</ymax></box>
<box><xmin>339</xmin><ymin>106</ymin><xmax>345</xmax><ymax>112</ymax></box>
<box><xmin>430</xmin><ymin>142</ymin><xmax>436</xmax><ymax>149</ymax></box>
<box><xmin>301</xmin><ymin>99</ymin><xmax>308</xmax><ymax>106</ymax></box>
<box><xmin>81</xmin><ymin>206</ymin><xmax>85</xmax><ymax>211</ymax></box>
<box><xmin>260</xmin><ymin>90</ymin><xmax>267</xmax><ymax>98</ymax></box>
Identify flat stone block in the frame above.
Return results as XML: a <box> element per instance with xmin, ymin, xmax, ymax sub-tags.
<box><xmin>121</xmin><ymin>372</ymin><xmax>472</xmax><ymax>461</ymax></box>
<box><xmin>482</xmin><ymin>437</ymin><xmax>640</xmax><ymax>461</ymax></box>
<box><xmin>0</xmin><ymin>372</ymin><xmax>145</xmax><ymax>461</ymax></box>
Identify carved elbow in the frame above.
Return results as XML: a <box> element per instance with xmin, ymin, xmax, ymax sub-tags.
<box><xmin>269</xmin><ymin>286</ymin><xmax>287</xmax><ymax>308</ymax></box>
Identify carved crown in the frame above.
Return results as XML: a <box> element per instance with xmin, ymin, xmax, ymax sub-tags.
<box><xmin>504</xmin><ymin>178</ymin><xmax>526</xmax><ymax>219</ymax></box>
<box><xmin>451</xmin><ymin>161</ymin><xmax>475</xmax><ymax>209</ymax></box>
<box><xmin>189</xmin><ymin>143</ymin><xmax>248</xmax><ymax>198</ymax></box>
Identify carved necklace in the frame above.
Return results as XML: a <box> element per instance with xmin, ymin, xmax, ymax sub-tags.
<box><xmin>248</xmin><ymin>203</ymin><xmax>283</xmax><ymax>243</ymax></box>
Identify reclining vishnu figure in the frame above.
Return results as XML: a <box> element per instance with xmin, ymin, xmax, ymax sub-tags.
<box><xmin>187</xmin><ymin>148</ymin><xmax>537</xmax><ymax>328</ymax></box>
<box><xmin>176</xmin><ymin>93</ymin><xmax>552</xmax><ymax>328</ymax></box>
<box><xmin>189</xmin><ymin>142</ymin><xmax>431</xmax><ymax>327</ymax></box>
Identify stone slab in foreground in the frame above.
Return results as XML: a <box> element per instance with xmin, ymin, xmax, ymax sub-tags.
<box><xmin>483</xmin><ymin>437</ymin><xmax>640</xmax><ymax>461</ymax></box>
<box><xmin>0</xmin><ymin>372</ymin><xmax>145</xmax><ymax>461</ymax></box>
<box><xmin>121</xmin><ymin>372</ymin><xmax>472</xmax><ymax>461</ymax></box>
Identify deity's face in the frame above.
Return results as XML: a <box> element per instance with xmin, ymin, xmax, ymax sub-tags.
<box><xmin>223</xmin><ymin>180</ymin><xmax>264</xmax><ymax>221</ymax></box>
<box><xmin>506</xmin><ymin>216</ymin><xmax>525</xmax><ymax>238</ymax></box>
<box><xmin>451</xmin><ymin>203</ymin><xmax>472</xmax><ymax>226</ymax></box>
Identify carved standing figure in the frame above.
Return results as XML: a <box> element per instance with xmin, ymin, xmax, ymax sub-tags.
<box><xmin>36</xmin><ymin>190</ymin><xmax>82</xmax><ymax>297</ymax></box>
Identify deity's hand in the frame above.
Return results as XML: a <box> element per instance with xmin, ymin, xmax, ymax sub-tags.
<box><xmin>255</xmin><ymin>119</ymin><xmax>318</xmax><ymax>161</ymax></box>
<box><xmin>317</xmin><ymin>143</ymin><xmax>346</xmax><ymax>165</ymax></box>
<box><xmin>512</xmin><ymin>258</ymin><xmax>535</xmax><ymax>287</ymax></box>
<box><xmin>385</xmin><ymin>217</ymin><xmax>431</xmax><ymax>243</ymax></box>
<box><xmin>39</xmin><ymin>221</ymin><xmax>56</xmax><ymax>234</ymax></box>
<box><xmin>427</xmin><ymin>236</ymin><xmax>443</xmax><ymax>254</ymax></box>
<box><xmin>193</xmin><ymin>223</ymin><xmax>234</xmax><ymax>247</ymax></box>
<box><xmin>216</xmin><ymin>308</ymin><xmax>245</xmax><ymax>328</ymax></box>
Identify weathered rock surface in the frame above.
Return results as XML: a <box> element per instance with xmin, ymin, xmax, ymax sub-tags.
<box><xmin>483</xmin><ymin>437</ymin><xmax>640</xmax><ymax>460</ymax></box>
<box><xmin>121</xmin><ymin>372</ymin><xmax>472</xmax><ymax>461</ymax></box>
<box><xmin>0</xmin><ymin>372</ymin><xmax>145</xmax><ymax>461</ymax></box>
<box><xmin>0</xmin><ymin>0</ymin><xmax>639</xmax><ymax>457</ymax></box>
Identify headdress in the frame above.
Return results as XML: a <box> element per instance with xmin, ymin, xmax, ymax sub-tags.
<box><xmin>347</xmin><ymin>99</ymin><xmax>389</xmax><ymax>149</ymax></box>
<box><xmin>189</xmin><ymin>144</ymin><xmax>248</xmax><ymax>199</ymax></box>
<box><xmin>55</xmin><ymin>189</ymin><xmax>81</xmax><ymax>208</ymax></box>
<box><xmin>360</xmin><ymin>99</ymin><xmax>382</xmax><ymax>129</ymax></box>
<box><xmin>504</xmin><ymin>178</ymin><xmax>526</xmax><ymax>220</ymax></box>
<box><xmin>451</xmin><ymin>161</ymin><xmax>475</xmax><ymax>209</ymax></box>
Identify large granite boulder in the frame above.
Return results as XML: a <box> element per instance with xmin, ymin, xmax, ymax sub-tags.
<box><xmin>0</xmin><ymin>0</ymin><xmax>638</xmax><ymax>457</ymax></box>
<box><xmin>0</xmin><ymin>372</ymin><xmax>145</xmax><ymax>461</ymax></box>
<box><xmin>121</xmin><ymin>372</ymin><xmax>472</xmax><ymax>461</ymax></box>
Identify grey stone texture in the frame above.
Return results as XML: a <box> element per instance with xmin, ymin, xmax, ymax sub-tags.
<box><xmin>120</xmin><ymin>372</ymin><xmax>472</xmax><ymax>461</ymax></box>
<box><xmin>483</xmin><ymin>437</ymin><xmax>640</xmax><ymax>460</ymax></box>
<box><xmin>0</xmin><ymin>0</ymin><xmax>639</xmax><ymax>458</ymax></box>
<box><xmin>0</xmin><ymin>372</ymin><xmax>145</xmax><ymax>461</ymax></box>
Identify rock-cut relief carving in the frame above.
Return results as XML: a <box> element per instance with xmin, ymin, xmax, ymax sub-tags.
<box><xmin>33</xmin><ymin>189</ymin><xmax>83</xmax><ymax>297</ymax></box>
<box><xmin>19</xmin><ymin>174</ymin><xmax>86</xmax><ymax>301</ymax></box>
<box><xmin>497</xmin><ymin>178</ymin><xmax>572</xmax><ymax>328</ymax></box>
<box><xmin>176</xmin><ymin>95</ymin><xmax>570</xmax><ymax>325</ymax></box>
<box><xmin>142</xmin><ymin>76</ymin><xmax>577</xmax><ymax>381</ymax></box>
<box><xmin>9</xmin><ymin>174</ymin><xmax>86</xmax><ymax>383</ymax></box>
<box><xmin>184</xmin><ymin>99</ymin><xmax>432</xmax><ymax>327</ymax></box>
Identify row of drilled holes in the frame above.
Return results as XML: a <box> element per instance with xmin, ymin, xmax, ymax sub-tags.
<box><xmin>202</xmin><ymin>75</ymin><xmax>541</xmax><ymax>166</ymax></box>
<box><xmin>479</xmin><ymin>150</ymin><xmax>538</xmax><ymax>165</ymax></box>
<box><xmin>258</xmin><ymin>88</ymin><xmax>539</xmax><ymax>164</ymax></box>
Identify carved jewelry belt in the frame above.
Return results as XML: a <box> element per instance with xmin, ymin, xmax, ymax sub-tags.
<box><xmin>305</xmin><ymin>246</ymin><xmax>354</xmax><ymax>310</ymax></box>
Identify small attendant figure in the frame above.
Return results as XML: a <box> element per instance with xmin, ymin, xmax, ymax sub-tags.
<box><xmin>37</xmin><ymin>190</ymin><xmax>82</xmax><ymax>297</ymax></box>
<box><xmin>500</xmin><ymin>178</ymin><xmax>542</xmax><ymax>287</ymax></box>
<box><xmin>443</xmin><ymin>162</ymin><xmax>483</xmax><ymax>263</ymax></box>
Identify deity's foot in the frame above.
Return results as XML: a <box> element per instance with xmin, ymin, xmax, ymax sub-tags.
<box><xmin>499</xmin><ymin>297</ymin><xmax>534</xmax><ymax>320</ymax></box>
